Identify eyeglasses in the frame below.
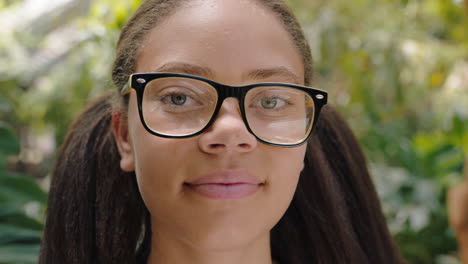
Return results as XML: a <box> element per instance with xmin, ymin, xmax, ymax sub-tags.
<box><xmin>120</xmin><ymin>72</ymin><xmax>327</xmax><ymax>147</ymax></box>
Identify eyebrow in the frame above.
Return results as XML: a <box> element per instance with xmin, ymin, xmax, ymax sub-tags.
<box><xmin>153</xmin><ymin>62</ymin><xmax>301</xmax><ymax>84</ymax></box>
<box><xmin>246</xmin><ymin>67</ymin><xmax>301</xmax><ymax>84</ymax></box>
<box><xmin>154</xmin><ymin>62</ymin><xmax>214</xmax><ymax>78</ymax></box>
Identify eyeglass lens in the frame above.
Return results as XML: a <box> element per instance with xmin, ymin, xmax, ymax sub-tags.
<box><xmin>141</xmin><ymin>77</ymin><xmax>315</xmax><ymax>145</ymax></box>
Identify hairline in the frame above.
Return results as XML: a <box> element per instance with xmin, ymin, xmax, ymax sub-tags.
<box><xmin>112</xmin><ymin>0</ymin><xmax>313</xmax><ymax>97</ymax></box>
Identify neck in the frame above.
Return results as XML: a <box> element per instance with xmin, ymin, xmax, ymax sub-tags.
<box><xmin>147</xmin><ymin>226</ymin><xmax>275</xmax><ymax>264</ymax></box>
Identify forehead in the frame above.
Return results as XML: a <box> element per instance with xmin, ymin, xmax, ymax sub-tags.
<box><xmin>136</xmin><ymin>0</ymin><xmax>304</xmax><ymax>84</ymax></box>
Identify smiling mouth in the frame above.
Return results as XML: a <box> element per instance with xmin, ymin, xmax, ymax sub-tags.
<box><xmin>184</xmin><ymin>182</ymin><xmax>263</xmax><ymax>200</ymax></box>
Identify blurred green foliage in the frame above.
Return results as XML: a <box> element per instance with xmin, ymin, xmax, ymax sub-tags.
<box><xmin>298</xmin><ymin>1</ymin><xmax>468</xmax><ymax>262</ymax></box>
<box><xmin>0</xmin><ymin>0</ymin><xmax>467</xmax><ymax>263</ymax></box>
<box><xmin>0</xmin><ymin>123</ymin><xmax>46</xmax><ymax>264</ymax></box>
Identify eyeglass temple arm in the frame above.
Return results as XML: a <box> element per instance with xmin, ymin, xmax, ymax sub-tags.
<box><xmin>120</xmin><ymin>78</ymin><xmax>132</xmax><ymax>95</ymax></box>
<box><xmin>120</xmin><ymin>83</ymin><xmax>129</xmax><ymax>95</ymax></box>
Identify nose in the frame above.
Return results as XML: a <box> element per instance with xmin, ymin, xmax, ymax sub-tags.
<box><xmin>198</xmin><ymin>98</ymin><xmax>257</xmax><ymax>154</ymax></box>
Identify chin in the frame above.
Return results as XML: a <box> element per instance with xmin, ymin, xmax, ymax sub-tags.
<box><xmin>185</xmin><ymin>223</ymin><xmax>268</xmax><ymax>251</ymax></box>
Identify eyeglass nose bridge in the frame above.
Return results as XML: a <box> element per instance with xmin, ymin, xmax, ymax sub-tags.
<box><xmin>214</xmin><ymin>83</ymin><xmax>246</xmax><ymax>103</ymax></box>
<box><xmin>206</xmin><ymin>83</ymin><xmax>250</xmax><ymax>134</ymax></box>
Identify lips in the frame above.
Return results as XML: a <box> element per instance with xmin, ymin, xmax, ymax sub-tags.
<box><xmin>185</xmin><ymin>169</ymin><xmax>263</xmax><ymax>199</ymax></box>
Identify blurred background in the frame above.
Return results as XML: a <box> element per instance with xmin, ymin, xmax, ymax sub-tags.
<box><xmin>0</xmin><ymin>0</ymin><xmax>467</xmax><ymax>263</ymax></box>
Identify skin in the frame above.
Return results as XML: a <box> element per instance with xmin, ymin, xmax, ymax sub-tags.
<box><xmin>113</xmin><ymin>0</ymin><xmax>306</xmax><ymax>263</ymax></box>
<box><xmin>447</xmin><ymin>158</ymin><xmax>468</xmax><ymax>263</ymax></box>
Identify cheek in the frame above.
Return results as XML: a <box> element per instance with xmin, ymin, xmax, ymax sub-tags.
<box><xmin>133</xmin><ymin>135</ymin><xmax>174</xmax><ymax>210</ymax></box>
<box><xmin>127</xmin><ymin>101</ymin><xmax>195</xmax><ymax>214</ymax></box>
<box><xmin>132</xmin><ymin>136</ymin><xmax>196</xmax><ymax>208</ymax></box>
<box><xmin>261</xmin><ymin>145</ymin><xmax>306</xmax><ymax>227</ymax></box>
<box><xmin>268</xmin><ymin>145</ymin><xmax>305</xmax><ymax>186</ymax></box>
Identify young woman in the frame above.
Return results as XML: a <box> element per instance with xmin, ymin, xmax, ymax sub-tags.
<box><xmin>39</xmin><ymin>0</ymin><xmax>407</xmax><ymax>263</ymax></box>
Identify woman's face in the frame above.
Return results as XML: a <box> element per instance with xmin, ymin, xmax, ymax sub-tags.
<box><xmin>114</xmin><ymin>0</ymin><xmax>306</xmax><ymax>251</ymax></box>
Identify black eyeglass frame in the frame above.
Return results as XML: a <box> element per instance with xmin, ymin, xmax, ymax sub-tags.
<box><xmin>121</xmin><ymin>72</ymin><xmax>328</xmax><ymax>147</ymax></box>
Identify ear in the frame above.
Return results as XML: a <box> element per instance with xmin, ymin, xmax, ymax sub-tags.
<box><xmin>112</xmin><ymin>112</ymin><xmax>135</xmax><ymax>172</ymax></box>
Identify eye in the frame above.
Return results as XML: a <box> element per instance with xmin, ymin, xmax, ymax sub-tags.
<box><xmin>170</xmin><ymin>94</ymin><xmax>187</xmax><ymax>105</ymax></box>
<box><xmin>258</xmin><ymin>97</ymin><xmax>286</xmax><ymax>110</ymax></box>
<box><xmin>160</xmin><ymin>92</ymin><xmax>198</xmax><ymax>107</ymax></box>
<box><xmin>260</xmin><ymin>97</ymin><xmax>278</xmax><ymax>109</ymax></box>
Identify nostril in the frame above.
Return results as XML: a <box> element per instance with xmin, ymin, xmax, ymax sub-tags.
<box><xmin>239</xmin><ymin>143</ymin><xmax>250</xmax><ymax>148</ymax></box>
<box><xmin>210</xmin><ymin>143</ymin><xmax>224</xmax><ymax>149</ymax></box>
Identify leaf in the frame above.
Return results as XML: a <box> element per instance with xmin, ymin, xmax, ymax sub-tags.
<box><xmin>0</xmin><ymin>223</ymin><xmax>41</xmax><ymax>244</ymax></box>
<box><xmin>0</xmin><ymin>243</ymin><xmax>40</xmax><ymax>264</ymax></box>
<box><xmin>0</xmin><ymin>206</ymin><xmax>43</xmax><ymax>231</ymax></box>
<box><xmin>0</xmin><ymin>122</ymin><xmax>20</xmax><ymax>156</ymax></box>
<box><xmin>0</xmin><ymin>172</ymin><xmax>47</xmax><ymax>205</ymax></box>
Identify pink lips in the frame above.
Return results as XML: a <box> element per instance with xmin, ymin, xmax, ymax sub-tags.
<box><xmin>185</xmin><ymin>170</ymin><xmax>262</xmax><ymax>200</ymax></box>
